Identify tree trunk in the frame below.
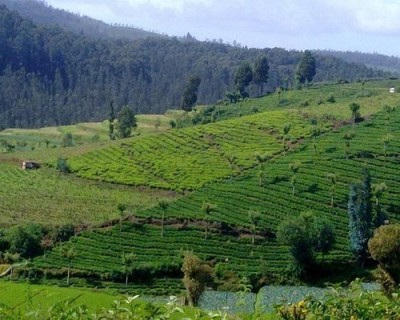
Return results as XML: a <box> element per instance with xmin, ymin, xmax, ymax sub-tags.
<box><xmin>161</xmin><ymin>210</ymin><xmax>164</xmax><ymax>237</ymax></box>
<box><xmin>186</xmin><ymin>287</ymin><xmax>194</xmax><ymax>307</ymax></box>
<box><xmin>67</xmin><ymin>263</ymin><xmax>70</xmax><ymax>286</ymax></box>
<box><xmin>125</xmin><ymin>274</ymin><xmax>128</xmax><ymax>286</ymax></box>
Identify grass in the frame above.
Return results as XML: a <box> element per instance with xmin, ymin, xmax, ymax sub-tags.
<box><xmin>2</xmin><ymin>79</ymin><xmax>400</xmax><ymax>296</ymax></box>
<box><xmin>30</xmin><ymin>86</ymin><xmax>400</xmax><ymax>294</ymax></box>
<box><xmin>0</xmin><ymin>281</ymin><xmax>120</xmax><ymax>312</ymax></box>
<box><xmin>0</xmin><ymin>161</ymin><xmax>179</xmax><ymax>226</ymax></box>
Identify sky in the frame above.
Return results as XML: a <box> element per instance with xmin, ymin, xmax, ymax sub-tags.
<box><xmin>44</xmin><ymin>0</ymin><xmax>400</xmax><ymax>57</ymax></box>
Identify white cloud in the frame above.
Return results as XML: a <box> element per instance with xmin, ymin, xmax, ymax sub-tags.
<box><xmin>44</xmin><ymin>0</ymin><xmax>400</xmax><ymax>56</ymax></box>
<box><xmin>326</xmin><ymin>0</ymin><xmax>400</xmax><ymax>34</ymax></box>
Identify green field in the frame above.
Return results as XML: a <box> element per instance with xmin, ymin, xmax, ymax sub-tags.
<box><xmin>28</xmin><ymin>82</ymin><xmax>400</xmax><ymax>294</ymax></box>
<box><xmin>1</xmin><ymin>80</ymin><xmax>400</xmax><ymax>299</ymax></box>
<box><xmin>0</xmin><ymin>161</ymin><xmax>179</xmax><ymax>226</ymax></box>
<box><xmin>0</xmin><ymin>281</ymin><xmax>120</xmax><ymax>312</ymax></box>
<box><xmin>67</xmin><ymin>80</ymin><xmax>400</xmax><ymax>191</ymax></box>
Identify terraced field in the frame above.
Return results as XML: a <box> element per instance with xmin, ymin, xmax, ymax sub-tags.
<box><xmin>32</xmin><ymin>102</ymin><xmax>400</xmax><ymax>293</ymax></box>
<box><xmin>0</xmin><ymin>79</ymin><xmax>397</xmax><ymax>296</ymax></box>
<box><xmin>0</xmin><ymin>162</ymin><xmax>178</xmax><ymax>225</ymax></box>
<box><xmin>69</xmin><ymin>110</ymin><xmax>328</xmax><ymax>191</ymax></box>
<box><xmin>67</xmin><ymin>80</ymin><xmax>400</xmax><ymax>192</ymax></box>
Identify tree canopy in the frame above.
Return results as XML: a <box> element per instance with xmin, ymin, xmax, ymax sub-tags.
<box><xmin>296</xmin><ymin>50</ymin><xmax>316</xmax><ymax>85</ymax></box>
<box><xmin>181</xmin><ymin>75</ymin><xmax>201</xmax><ymax>112</ymax></box>
<box><xmin>117</xmin><ymin>106</ymin><xmax>137</xmax><ymax>138</ymax></box>
<box><xmin>234</xmin><ymin>62</ymin><xmax>253</xmax><ymax>98</ymax></box>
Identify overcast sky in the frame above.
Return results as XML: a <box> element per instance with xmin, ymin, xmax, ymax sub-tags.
<box><xmin>44</xmin><ymin>0</ymin><xmax>400</xmax><ymax>57</ymax></box>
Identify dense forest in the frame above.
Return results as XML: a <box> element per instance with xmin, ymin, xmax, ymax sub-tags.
<box><xmin>317</xmin><ymin>50</ymin><xmax>400</xmax><ymax>75</ymax></box>
<box><xmin>0</xmin><ymin>0</ymin><xmax>162</xmax><ymax>40</ymax></box>
<box><xmin>0</xmin><ymin>3</ymin><xmax>390</xmax><ymax>128</ymax></box>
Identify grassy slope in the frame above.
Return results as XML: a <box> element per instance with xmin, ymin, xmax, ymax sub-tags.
<box><xmin>67</xmin><ymin>81</ymin><xmax>399</xmax><ymax>191</ymax></box>
<box><xmin>0</xmin><ymin>281</ymin><xmax>120</xmax><ymax>312</ymax></box>
<box><xmin>0</xmin><ymin>161</ymin><xmax>179</xmax><ymax>226</ymax></box>
<box><xmin>0</xmin><ymin>114</ymin><xmax>179</xmax><ymax>226</ymax></box>
<box><xmin>28</xmin><ymin>80</ymin><xmax>400</xmax><ymax>294</ymax></box>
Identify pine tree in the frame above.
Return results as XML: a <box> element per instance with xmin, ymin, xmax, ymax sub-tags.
<box><xmin>348</xmin><ymin>169</ymin><xmax>373</xmax><ymax>265</ymax></box>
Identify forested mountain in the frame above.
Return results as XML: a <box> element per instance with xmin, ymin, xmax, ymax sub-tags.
<box><xmin>0</xmin><ymin>5</ymin><xmax>390</xmax><ymax>128</ymax></box>
<box><xmin>317</xmin><ymin>50</ymin><xmax>400</xmax><ymax>75</ymax></box>
<box><xmin>0</xmin><ymin>0</ymin><xmax>162</xmax><ymax>41</ymax></box>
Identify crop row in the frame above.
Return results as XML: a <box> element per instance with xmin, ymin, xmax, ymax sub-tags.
<box><xmin>68</xmin><ymin>110</ymin><xmax>321</xmax><ymax>191</ymax></box>
<box><xmin>0</xmin><ymin>164</ymin><xmax>177</xmax><ymax>225</ymax></box>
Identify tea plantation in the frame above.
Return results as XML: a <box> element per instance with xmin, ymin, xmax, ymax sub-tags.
<box><xmin>20</xmin><ymin>80</ymin><xmax>399</xmax><ymax>296</ymax></box>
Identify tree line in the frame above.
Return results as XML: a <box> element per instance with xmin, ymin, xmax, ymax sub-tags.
<box><xmin>0</xmin><ymin>5</ymin><xmax>390</xmax><ymax>128</ymax></box>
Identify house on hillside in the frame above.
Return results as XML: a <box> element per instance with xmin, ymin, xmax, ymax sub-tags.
<box><xmin>21</xmin><ymin>161</ymin><xmax>40</xmax><ymax>170</ymax></box>
<box><xmin>390</xmin><ymin>87</ymin><xmax>395</xmax><ymax>93</ymax></box>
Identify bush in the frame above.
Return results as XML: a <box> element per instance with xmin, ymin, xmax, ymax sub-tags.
<box><xmin>326</xmin><ymin>94</ymin><xmax>336</xmax><ymax>103</ymax></box>
<box><xmin>56</xmin><ymin>157</ymin><xmax>71</xmax><ymax>174</ymax></box>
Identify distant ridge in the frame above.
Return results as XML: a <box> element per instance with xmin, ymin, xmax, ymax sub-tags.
<box><xmin>317</xmin><ymin>50</ymin><xmax>400</xmax><ymax>75</ymax></box>
<box><xmin>0</xmin><ymin>0</ymin><xmax>164</xmax><ymax>41</ymax></box>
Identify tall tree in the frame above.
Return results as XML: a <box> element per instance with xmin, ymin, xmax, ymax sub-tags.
<box><xmin>61</xmin><ymin>245</ymin><xmax>76</xmax><ymax>286</ymax></box>
<box><xmin>282</xmin><ymin>122</ymin><xmax>292</xmax><ymax>155</ymax></box>
<box><xmin>255</xmin><ymin>152</ymin><xmax>271</xmax><ymax>186</ymax></box>
<box><xmin>343</xmin><ymin>131</ymin><xmax>355</xmax><ymax>159</ymax></box>
<box><xmin>202</xmin><ymin>202</ymin><xmax>216</xmax><ymax>240</ymax></box>
<box><xmin>372</xmin><ymin>182</ymin><xmax>388</xmax><ymax>227</ymax></box>
<box><xmin>234</xmin><ymin>62</ymin><xmax>253</xmax><ymax>98</ymax></box>
<box><xmin>326</xmin><ymin>173</ymin><xmax>337</xmax><ymax>207</ymax></box>
<box><xmin>289</xmin><ymin>161</ymin><xmax>301</xmax><ymax>196</ymax></box>
<box><xmin>158</xmin><ymin>199</ymin><xmax>169</xmax><ymax>237</ymax></box>
<box><xmin>181</xmin><ymin>75</ymin><xmax>201</xmax><ymax>112</ymax></box>
<box><xmin>108</xmin><ymin>100</ymin><xmax>116</xmax><ymax>140</ymax></box>
<box><xmin>248</xmin><ymin>210</ymin><xmax>261</xmax><ymax>246</ymax></box>
<box><xmin>348</xmin><ymin>169</ymin><xmax>373</xmax><ymax>265</ymax></box>
<box><xmin>349</xmin><ymin>102</ymin><xmax>361</xmax><ymax>125</ymax></box>
<box><xmin>296</xmin><ymin>50</ymin><xmax>316</xmax><ymax>86</ymax></box>
<box><xmin>117</xmin><ymin>106</ymin><xmax>137</xmax><ymax>138</ymax></box>
<box><xmin>117</xmin><ymin>203</ymin><xmax>127</xmax><ymax>247</ymax></box>
<box><xmin>122</xmin><ymin>252</ymin><xmax>135</xmax><ymax>286</ymax></box>
<box><xmin>253</xmin><ymin>55</ymin><xmax>269</xmax><ymax>96</ymax></box>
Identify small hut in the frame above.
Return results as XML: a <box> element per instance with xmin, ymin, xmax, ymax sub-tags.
<box><xmin>21</xmin><ymin>161</ymin><xmax>40</xmax><ymax>170</ymax></box>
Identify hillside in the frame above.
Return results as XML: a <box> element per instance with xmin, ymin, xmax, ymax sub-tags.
<box><xmin>5</xmin><ymin>80</ymin><xmax>396</xmax><ymax>295</ymax></box>
<box><xmin>0</xmin><ymin>5</ymin><xmax>390</xmax><ymax>128</ymax></box>
<box><xmin>317</xmin><ymin>50</ymin><xmax>400</xmax><ymax>75</ymax></box>
<box><xmin>67</xmin><ymin>80</ymin><xmax>398</xmax><ymax>191</ymax></box>
<box><xmin>0</xmin><ymin>0</ymin><xmax>161</xmax><ymax>41</ymax></box>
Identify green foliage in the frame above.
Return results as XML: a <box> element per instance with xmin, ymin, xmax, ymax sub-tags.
<box><xmin>349</xmin><ymin>102</ymin><xmax>361</xmax><ymax>124</ymax></box>
<box><xmin>181</xmin><ymin>75</ymin><xmax>201</xmax><ymax>112</ymax></box>
<box><xmin>62</xmin><ymin>132</ymin><xmax>74</xmax><ymax>147</ymax></box>
<box><xmin>277</xmin><ymin>212</ymin><xmax>335</xmax><ymax>277</ymax></box>
<box><xmin>235</xmin><ymin>62</ymin><xmax>253</xmax><ymax>98</ymax></box>
<box><xmin>368</xmin><ymin>224</ymin><xmax>400</xmax><ymax>286</ymax></box>
<box><xmin>277</xmin><ymin>280</ymin><xmax>400</xmax><ymax>319</ymax></box>
<box><xmin>296</xmin><ymin>50</ymin><xmax>316</xmax><ymax>85</ymax></box>
<box><xmin>122</xmin><ymin>252</ymin><xmax>136</xmax><ymax>286</ymax></box>
<box><xmin>69</xmin><ymin>110</ymin><xmax>311</xmax><ymax>191</ymax></box>
<box><xmin>0</xmin><ymin>4</ymin><xmax>390</xmax><ymax>129</ymax></box>
<box><xmin>0</xmin><ymin>163</ymin><xmax>176</xmax><ymax>225</ymax></box>
<box><xmin>182</xmin><ymin>251</ymin><xmax>214</xmax><ymax>306</ymax></box>
<box><xmin>56</xmin><ymin>157</ymin><xmax>71</xmax><ymax>173</ymax></box>
<box><xmin>253</xmin><ymin>55</ymin><xmax>269</xmax><ymax>96</ymax></box>
<box><xmin>54</xmin><ymin>224</ymin><xmax>75</xmax><ymax>243</ymax></box>
<box><xmin>117</xmin><ymin>106</ymin><xmax>137</xmax><ymax>138</ymax></box>
<box><xmin>108</xmin><ymin>101</ymin><xmax>116</xmax><ymax>140</ymax></box>
<box><xmin>348</xmin><ymin>169</ymin><xmax>373</xmax><ymax>264</ymax></box>
<box><xmin>7</xmin><ymin>223</ymin><xmax>44</xmax><ymax>258</ymax></box>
